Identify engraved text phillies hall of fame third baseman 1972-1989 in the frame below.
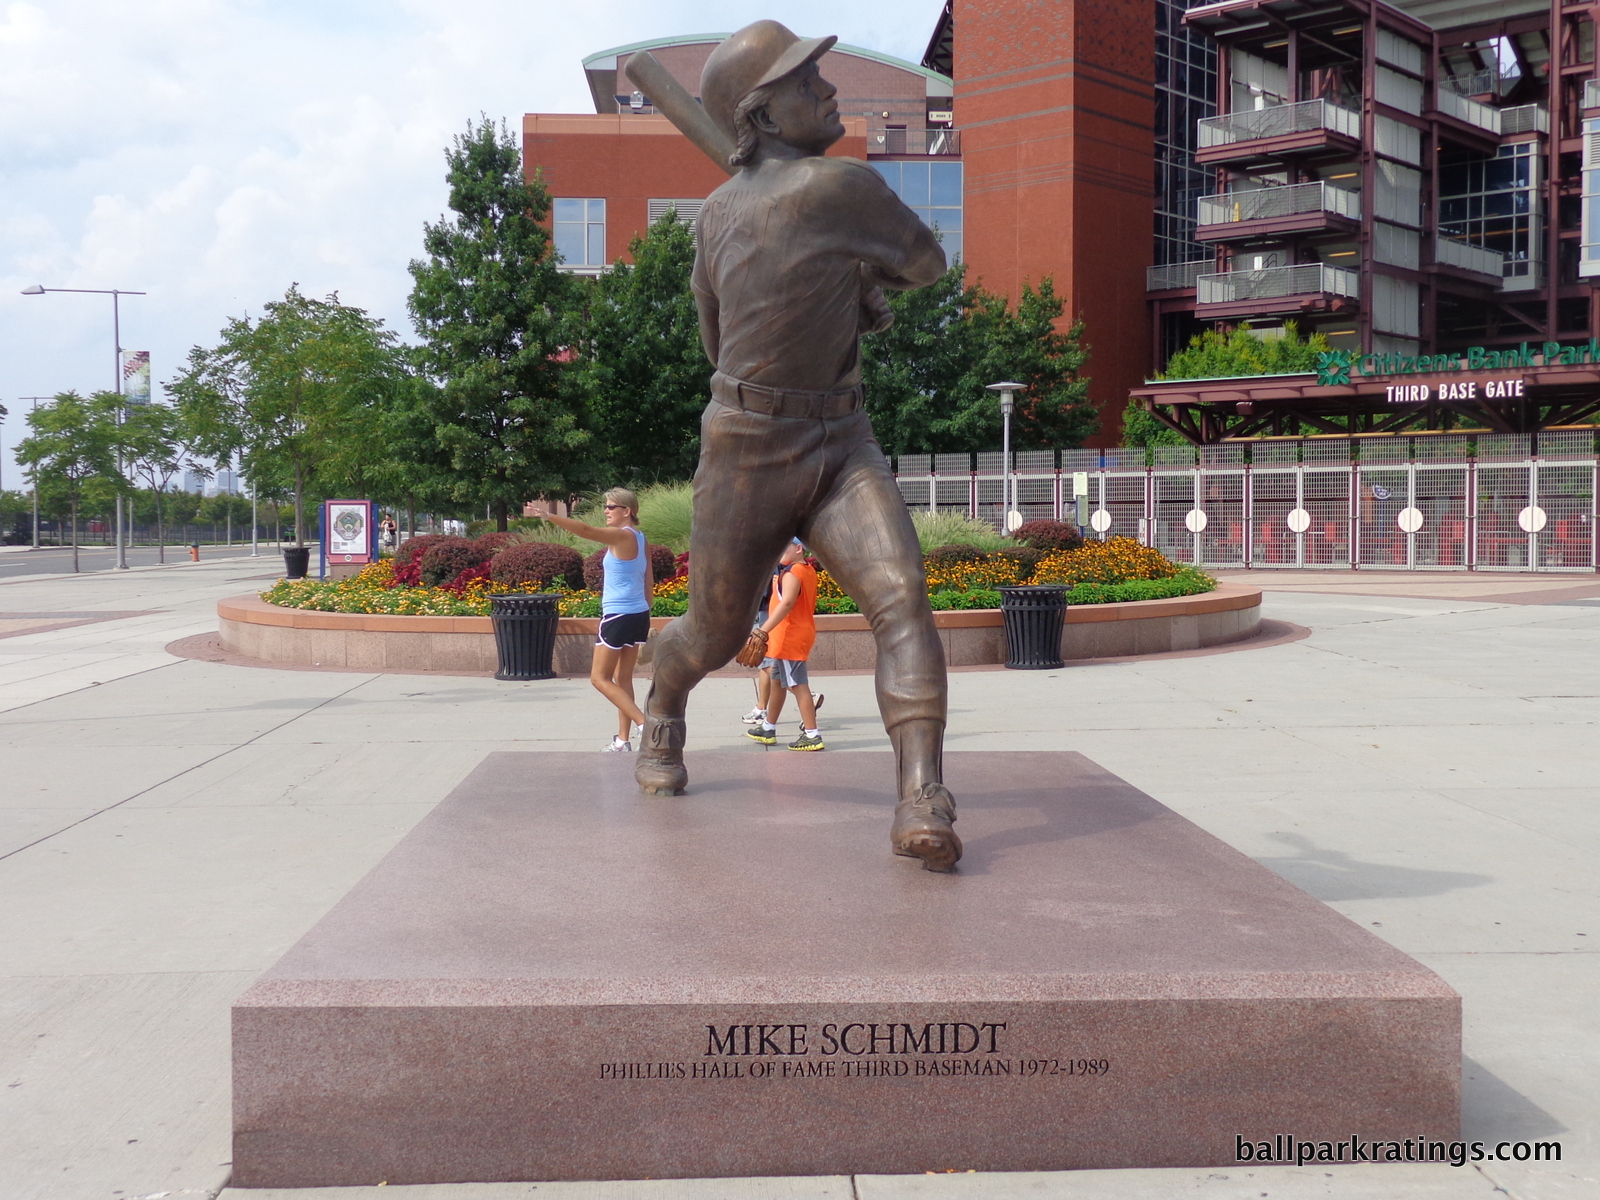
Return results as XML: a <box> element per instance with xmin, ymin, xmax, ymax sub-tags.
<box><xmin>595</xmin><ymin>1019</ymin><xmax>1113</xmax><ymax>1082</ymax></box>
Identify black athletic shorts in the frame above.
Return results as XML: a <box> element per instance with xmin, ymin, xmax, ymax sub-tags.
<box><xmin>596</xmin><ymin>610</ymin><xmax>651</xmax><ymax>649</ymax></box>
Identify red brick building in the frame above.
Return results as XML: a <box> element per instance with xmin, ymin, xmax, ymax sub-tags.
<box><xmin>950</xmin><ymin>0</ymin><xmax>1156</xmax><ymax>443</ymax></box>
<box><xmin>525</xmin><ymin>34</ymin><xmax>956</xmax><ymax>273</ymax></box>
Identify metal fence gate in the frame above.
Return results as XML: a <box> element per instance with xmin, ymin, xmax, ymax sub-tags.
<box><xmin>892</xmin><ymin>431</ymin><xmax>1599</xmax><ymax>571</ymax></box>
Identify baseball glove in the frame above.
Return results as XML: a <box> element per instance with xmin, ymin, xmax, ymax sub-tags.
<box><xmin>734</xmin><ymin>627</ymin><xmax>769</xmax><ymax>668</ymax></box>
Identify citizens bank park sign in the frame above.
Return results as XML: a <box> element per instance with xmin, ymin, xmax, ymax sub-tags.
<box><xmin>1314</xmin><ymin>340</ymin><xmax>1600</xmax><ymax>401</ymax></box>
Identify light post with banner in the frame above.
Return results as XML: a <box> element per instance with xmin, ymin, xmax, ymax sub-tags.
<box><xmin>985</xmin><ymin>381</ymin><xmax>1024</xmax><ymax>532</ymax></box>
<box><xmin>21</xmin><ymin>285</ymin><xmax>146</xmax><ymax>569</ymax></box>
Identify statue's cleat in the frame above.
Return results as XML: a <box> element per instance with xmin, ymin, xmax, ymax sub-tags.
<box><xmin>635</xmin><ymin>715</ymin><xmax>688</xmax><ymax>795</ymax></box>
<box><xmin>890</xmin><ymin>783</ymin><xmax>961</xmax><ymax>872</ymax></box>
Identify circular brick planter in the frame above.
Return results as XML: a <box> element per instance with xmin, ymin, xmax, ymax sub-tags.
<box><xmin>215</xmin><ymin>584</ymin><xmax>1263</xmax><ymax>674</ymax></box>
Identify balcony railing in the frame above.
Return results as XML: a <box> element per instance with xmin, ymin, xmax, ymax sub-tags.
<box><xmin>1196</xmin><ymin>99</ymin><xmax>1361</xmax><ymax>148</ymax></box>
<box><xmin>1433</xmin><ymin>92</ymin><xmax>1547</xmax><ymax>136</ymax></box>
<box><xmin>1197</xmin><ymin>181</ymin><xmax>1360</xmax><ymax>227</ymax></box>
<box><xmin>1197</xmin><ymin>263</ymin><xmax>1359</xmax><ymax>305</ymax></box>
<box><xmin>1435</xmin><ymin>88</ymin><xmax>1498</xmax><ymax>133</ymax></box>
<box><xmin>1443</xmin><ymin>69</ymin><xmax>1496</xmax><ymax>97</ymax></box>
<box><xmin>1436</xmin><ymin>236</ymin><xmax>1505</xmax><ymax>277</ymax></box>
<box><xmin>1146</xmin><ymin>260</ymin><xmax>1210</xmax><ymax>291</ymax></box>
<box><xmin>870</xmin><ymin>127</ymin><xmax>961</xmax><ymax>156</ymax></box>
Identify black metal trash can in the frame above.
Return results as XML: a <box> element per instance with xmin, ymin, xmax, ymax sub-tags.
<box><xmin>283</xmin><ymin>546</ymin><xmax>311</xmax><ymax>578</ymax></box>
<box><xmin>491</xmin><ymin>593</ymin><xmax>561</xmax><ymax>681</ymax></box>
<box><xmin>999</xmin><ymin>585</ymin><xmax>1068</xmax><ymax>670</ymax></box>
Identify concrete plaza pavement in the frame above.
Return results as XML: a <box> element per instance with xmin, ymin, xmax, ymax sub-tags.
<box><xmin>0</xmin><ymin>557</ymin><xmax>1595</xmax><ymax>1200</ymax></box>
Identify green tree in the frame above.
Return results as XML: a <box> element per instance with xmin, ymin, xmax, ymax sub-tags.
<box><xmin>15</xmin><ymin>391</ymin><xmax>119</xmax><ymax>571</ymax></box>
<box><xmin>1158</xmin><ymin>321</ymin><xmax>1328</xmax><ymax>380</ymax></box>
<box><xmin>1118</xmin><ymin>401</ymin><xmax>1191</xmax><ymax>448</ymax></box>
<box><xmin>859</xmin><ymin>263</ymin><xmax>974</xmax><ymax>455</ymax></box>
<box><xmin>573</xmin><ymin>210</ymin><xmax>710</xmax><ymax>483</ymax></box>
<box><xmin>0</xmin><ymin>489</ymin><xmax>28</xmax><ymax>544</ymax></box>
<box><xmin>1123</xmin><ymin>321</ymin><xmax>1334</xmax><ymax>448</ymax></box>
<box><xmin>957</xmin><ymin>279</ymin><xmax>1095</xmax><ymax>449</ymax></box>
<box><xmin>169</xmin><ymin>285</ymin><xmax>404</xmax><ymax>547</ymax></box>
<box><xmin>120</xmin><ymin>402</ymin><xmax>206</xmax><ymax>561</ymax></box>
<box><xmin>407</xmin><ymin>117</ymin><xmax>589</xmax><ymax>530</ymax></box>
<box><xmin>860</xmin><ymin>265</ymin><xmax>1096</xmax><ymax>455</ymax></box>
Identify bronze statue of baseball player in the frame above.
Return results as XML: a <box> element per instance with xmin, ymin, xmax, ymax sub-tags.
<box><xmin>628</xmin><ymin>21</ymin><xmax>960</xmax><ymax>871</ymax></box>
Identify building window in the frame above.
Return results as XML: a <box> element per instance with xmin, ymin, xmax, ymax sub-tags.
<box><xmin>871</xmin><ymin>160</ymin><xmax>962</xmax><ymax>261</ymax></box>
<box><xmin>1154</xmin><ymin>0</ymin><xmax>1217</xmax><ymax>268</ymax></box>
<box><xmin>554</xmin><ymin>198</ymin><xmax>606</xmax><ymax>271</ymax></box>
<box><xmin>1438</xmin><ymin>143</ymin><xmax>1540</xmax><ymax>280</ymax></box>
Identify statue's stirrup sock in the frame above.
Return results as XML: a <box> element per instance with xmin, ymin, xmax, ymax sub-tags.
<box><xmin>890</xmin><ymin>782</ymin><xmax>961</xmax><ymax>873</ymax></box>
<box><xmin>635</xmin><ymin>715</ymin><xmax>688</xmax><ymax>796</ymax></box>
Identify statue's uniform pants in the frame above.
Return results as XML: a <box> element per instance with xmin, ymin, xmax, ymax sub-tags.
<box><xmin>647</xmin><ymin>382</ymin><xmax>947</xmax><ymax>790</ymax></box>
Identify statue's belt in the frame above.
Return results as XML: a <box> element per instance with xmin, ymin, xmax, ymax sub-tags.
<box><xmin>711</xmin><ymin>372</ymin><xmax>864</xmax><ymax>420</ymax></box>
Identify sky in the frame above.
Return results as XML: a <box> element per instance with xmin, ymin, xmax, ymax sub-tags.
<box><xmin>0</xmin><ymin>0</ymin><xmax>946</xmax><ymax>487</ymax></box>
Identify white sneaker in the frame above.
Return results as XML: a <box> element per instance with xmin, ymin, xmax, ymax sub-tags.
<box><xmin>740</xmin><ymin>708</ymin><xmax>767</xmax><ymax>725</ymax></box>
<box><xmin>603</xmin><ymin>736</ymin><xmax>632</xmax><ymax>753</ymax></box>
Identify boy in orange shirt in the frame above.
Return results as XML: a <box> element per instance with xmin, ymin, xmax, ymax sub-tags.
<box><xmin>746</xmin><ymin>538</ymin><xmax>823</xmax><ymax>751</ymax></box>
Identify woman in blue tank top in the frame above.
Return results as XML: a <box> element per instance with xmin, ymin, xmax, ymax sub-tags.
<box><xmin>539</xmin><ymin>488</ymin><xmax>653</xmax><ymax>752</ymax></box>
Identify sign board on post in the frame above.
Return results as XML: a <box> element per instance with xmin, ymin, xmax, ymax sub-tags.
<box><xmin>323</xmin><ymin>500</ymin><xmax>375</xmax><ymax>573</ymax></box>
<box><xmin>120</xmin><ymin>351</ymin><xmax>151</xmax><ymax>405</ymax></box>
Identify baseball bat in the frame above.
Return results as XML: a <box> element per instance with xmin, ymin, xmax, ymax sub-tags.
<box><xmin>623</xmin><ymin>51</ymin><xmax>736</xmax><ymax>175</ymax></box>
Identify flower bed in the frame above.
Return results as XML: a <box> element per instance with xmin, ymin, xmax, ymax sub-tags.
<box><xmin>260</xmin><ymin>536</ymin><xmax>1214</xmax><ymax>617</ymax></box>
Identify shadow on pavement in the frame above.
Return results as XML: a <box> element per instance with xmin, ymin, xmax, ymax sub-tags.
<box><xmin>1256</xmin><ymin>831</ymin><xmax>1493</xmax><ymax>902</ymax></box>
<box><xmin>1462</xmin><ymin>1054</ymin><xmax>1568</xmax><ymax>1141</ymax></box>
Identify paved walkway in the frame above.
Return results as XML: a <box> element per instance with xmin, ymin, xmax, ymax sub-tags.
<box><xmin>0</xmin><ymin>563</ymin><xmax>1595</xmax><ymax>1200</ymax></box>
<box><xmin>0</xmin><ymin>544</ymin><xmax>268</xmax><ymax>579</ymax></box>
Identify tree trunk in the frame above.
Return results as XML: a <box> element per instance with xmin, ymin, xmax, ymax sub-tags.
<box><xmin>70</xmin><ymin>494</ymin><xmax>79</xmax><ymax>573</ymax></box>
<box><xmin>406</xmin><ymin>495</ymin><xmax>415</xmax><ymax>540</ymax></box>
<box><xmin>294</xmin><ymin>461</ymin><xmax>305</xmax><ymax>548</ymax></box>
<box><xmin>157</xmin><ymin>491</ymin><xmax>165</xmax><ymax>564</ymax></box>
<box><xmin>495</xmin><ymin>497</ymin><xmax>509</xmax><ymax>532</ymax></box>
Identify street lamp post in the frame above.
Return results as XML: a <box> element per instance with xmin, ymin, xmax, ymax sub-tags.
<box><xmin>985</xmin><ymin>382</ymin><xmax>1024</xmax><ymax>532</ymax></box>
<box><xmin>22</xmin><ymin>284</ymin><xmax>146</xmax><ymax>569</ymax></box>
<box><xmin>20</xmin><ymin>397</ymin><xmax>54</xmax><ymax>550</ymax></box>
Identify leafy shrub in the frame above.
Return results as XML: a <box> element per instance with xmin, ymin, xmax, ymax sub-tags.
<box><xmin>491</xmin><ymin>541</ymin><xmax>584</xmax><ymax>590</ymax></box>
<box><xmin>472</xmin><ymin>530</ymin><xmax>521</xmax><ymax>559</ymax></box>
<box><xmin>1064</xmin><ymin>566</ymin><xmax>1214</xmax><ymax>604</ymax></box>
<box><xmin>392</xmin><ymin>533</ymin><xmax>451</xmax><ymax>586</ymax></box>
<box><xmin>928</xmin><ymin>588</ymin><xmax>1004</xmax><ymax>610</ymax></box>
<box><xmin>418</xmin><ymin>537</ymin><xmax>488</xmax><ymax>587</ymax></box>
<box><xmin>1011</xmin><ymin>520</ymin><xmax>1084</xmax><ymax>553</ymax></box>
<box><xmin>648</xmin><ymin>542</ymin><xmax>677</xmax><ymax>582</ymax></box>
<box><xmin>993</xmin><ymin>546</ymin><xmax>1046</xmax><ymax>580</ymax></box>
<box><xmin>911</xmin><ymin>510</ymin><xmax>1006</xmax><ymax>553</ymax></box>
<box><xmin>925</xmin><ymin>543</ymin><xmax>990</xmax><ymax>568</ymax></box>
<box><xmin>582</xmin><ymin>542</ymin><xmax>679</xmax><ymax>591</ymax></box>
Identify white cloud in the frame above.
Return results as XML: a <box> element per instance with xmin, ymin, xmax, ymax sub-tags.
<box><xmin>0</xmin><ymin>0</ymin><xmax>945</xmax><ymax>480</ymax></box>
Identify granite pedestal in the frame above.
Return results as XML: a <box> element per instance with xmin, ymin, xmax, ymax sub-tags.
<box><xmin>232</xmin><ymin>751</ymin><xmax>1460</xmax><ymax>1186</ymax></box>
